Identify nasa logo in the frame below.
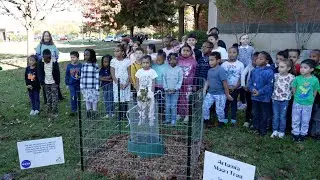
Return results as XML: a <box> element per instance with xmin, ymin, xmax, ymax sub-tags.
<box><xmin>21</xmin><ymin>160</ymin><xmax>31</xmax><ymax>168</ymax></box>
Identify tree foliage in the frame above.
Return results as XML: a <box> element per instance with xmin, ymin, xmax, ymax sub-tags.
<box><xmin>82</xmin><ymin>0</ymin><xmax>121</xmax><ymax>35</ymax></box>
<box><xmin>0</xmin><ymin>0</ymin><xmax>68</xmax><ymax>30</ymax></box>
<box><xmin>0</xmin><ymin>0</ymin><xmax>69</xmax><ymax>54</ymax></box>
<box><xmin>114</xmin><ymin>0</ymin><xmax>177</xmax><ymax>36</ymax></box>
<box><xmin>216</xmin><ymin>0</ymin><xmax>285</xmax><ymax>41</ymax></box>
<box><xmin>284</xmin><ymin>0</ymin><xmax>320</xmax><ymax>49</ymax></box>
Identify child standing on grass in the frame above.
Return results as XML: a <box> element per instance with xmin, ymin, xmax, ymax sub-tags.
<box><xmin>65</xmin><ymin>51</ymin><xmax>82</xmax><ymax>116</ymax></box>
<box><xmin>146</xmin><ymin>44</ymin><xmax>157</xmax><ymax>63</ymax></box>
<box><xmin>163</xmin><ymin>53</ymin><xmax>183</xmax><ymax>125</ymax></box>
<box><xmin>135</xmin><ymin>55</ymin><xmax>158</xmax><ymax>126</ymax></box>
<box><xmin>129</xmin><ymin>41</ymin><xmax>141</xmax><ymax>64</ymax></box>
<box><xmin>238</xmin><ymin>34</ymin><xmax>255</xmax><ymax>68</ymax></box>
<box><xmin>162</xmin><ymin>36</ymin><xmax>174</xmax><ymax>56</ymax></box>
<box><xmin>221</xmin><ymin>46</ymin><xmax>244</xmax><ymax>125</ymax></box>
<box><xmin>241</xmin><ymin>52</ymin><xmax>259</xmax><ymax>128</ymax></box>
<box><xmin>38</xmin><ymin>49</ymin><xmax>60</xmax><ymax>118</ymax></box>
<box><xmin>152</xmin><ymin>50</ymin><xmax>170</xmax><ymax>122</ymax></box>
<box><xmin>238</xmin><ymin>34</ymin><xmax>255</xmax><ymax>110</ymax></box>
<box><xmin>25</xmin><ymin>55</ymin><xmax>41</xmax><ymax>116</ymax></box>
<box><xmin>310</xmin><ymin>49</ymin><xmax>320</xmax><ymax>139</ymax></box>
<box><xmin>288</xmin><ymin>49</ymin><xmax>301</xmax><ymax>75</ymax></box>
<box><xmin>177</xmin><ymin>44</ymin><xmax>197</xmax><ymax>123</ymax></box>
<box><xmin>273</xmin><ymin>50</ymin><xmax>289</xmax><ymax>73</ymax></box>
<box><xmin>248</xmin><ymin>51</ymin><xmax>274</xmax><ymax>136</ymax></box>
<box><xmin>292</xmin><ymin>59</ymin><xmax>319</xmax><ymax>142</ymax></box>
<box><xmin>130</xmin><ymin>48</ymin><xmax>144</xmax><ymax>90</ymax></box>
<box><xmin>111</xmin><ymin>44</ymin><xmax>131</xmax><ymax>119</ymax></box>
<box><xmin>80</xmin><ymin>49</ymin><xmax>100</xmax><ymax>118</ymax></box>
<box><xmin>208</xmin><ymin>33</ymin><xmax>228</xmax><ymax>61</ymax></box>
<box><xmin>186</xmin><ymin>33</ymin><xmax>202</xmax><ymax>60</ymax></box>
<box><xmin>203</xmin><ymin>52</ymin><xmax>233</xmax><ymax>128</ymax></box>
<box><xmin>271</xmin><ymin>60</ymin><xmax>295</xmax><ymax>138</ymax></box>
<box><xmin>100</xmin><ymin>55</ymin><xmax>114</xmax><ymax>118</ymax></box>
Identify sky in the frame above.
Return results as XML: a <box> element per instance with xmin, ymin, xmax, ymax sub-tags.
<box><xmin>0</xmin><ymin>10</ymin><xmax>82</xmax><ymax>33</ymax></box>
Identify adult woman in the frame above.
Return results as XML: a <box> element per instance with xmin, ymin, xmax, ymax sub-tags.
<box><xmin>35</xmin><ymin>31</ymin><xmax>64</xmax><ymax>102</ymax></box>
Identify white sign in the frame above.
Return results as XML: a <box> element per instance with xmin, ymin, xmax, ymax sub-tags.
<box><xmin>203</xmin><ymin>151</ymin><xmax>256</xmax><ymax>180</ymax></box>
<box><xmin>17</xmin><ymin>137</ymin><xmax>65</xmax><ymax>169</ymax></box>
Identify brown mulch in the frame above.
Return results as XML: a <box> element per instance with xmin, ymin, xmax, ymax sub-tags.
<box><xmin>85</xmin><ymin>134</ymin><xmax>204</xmax><ymax>180</ymax></box>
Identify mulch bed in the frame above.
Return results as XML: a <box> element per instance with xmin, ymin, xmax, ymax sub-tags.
<box><xmin>85</xmin><ymin>134</ymin><xmax>204</xmax><ymax>179</ymax></box>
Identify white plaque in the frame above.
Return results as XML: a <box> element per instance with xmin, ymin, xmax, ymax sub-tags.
<box><xmin>17</xmin><ymin>137</ymin><xmax>65</xmax><ymax>169</ymax></box>
<box><xmin>203</xmin><ymin>151</ymin><xmax>256</xmax><ymax>180</ymax></box>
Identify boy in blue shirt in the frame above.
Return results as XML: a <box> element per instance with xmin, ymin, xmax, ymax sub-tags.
<box><xmin>202</xmin><ymin>52</ymin><xmax>233</xmax><ymax>128</ymax></box>
<box><xmin>65</xmin><ymin>51</ymin><xmax>82</xmax><ymax>116</ymax></box>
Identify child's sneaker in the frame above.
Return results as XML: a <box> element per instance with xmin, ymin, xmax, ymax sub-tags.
<box><xmin>103</xmin><ymin>114</ymin><xmax>109</xmax><ymax>119</ymax></box>
<box><xmin>231</xmin><ymin>119</ymin><xmax>237</xmax><ymax>125</ymax></box>
<box><xmin>278</xmin><ymin>132</ymin><xmax>285</xmax><ymax>138</ymax></box>
<box><xmin>299</xmin><ymin>135</ymin><xmax>306</xmax><ymax>142</ymax></box>
<box><xmin>292</xmin><ymin>135</ymin><xmax>300</xmax><ymax>142</ymax></box>
<box><xmin>218</xmin><ymin>122</ymin><xmax>225</xmax><ymax>128</ymax></box>
<box><xmin>29</xmin><ymin>110</ymin><xmax>35</xmax><ymax>115</ymax></box>
<box><xmin>270</xmin><ymin>131</ymin><xmax>278</xmax><ymax>138</ymax></box>
<box><xmin>243</xmin><ymin>122</ymin><xmax>250</xmax><ymax>128</ymax></box>
<box><xmin>34</xmin><ymin>110</ymin><xmax>40</xmax><ymax>115</ymax></box>
<box><xmin>183</xmin><ymin>116</ymin><xmax>189</xmax><ymax>123</ymax></box>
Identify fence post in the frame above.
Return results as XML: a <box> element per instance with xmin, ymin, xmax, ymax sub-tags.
<box><xmin>187</xmin><ymin>94</ymin><xmax>193</xmax><ymax>180</ymax></box>
<box><xmin>77</xmin><ymin>91</ymin><xmax>84</xmax><ymax>171</ymax></box>
<box><xmin>117</xmin><ymin>78</ymin><xmax>122</xmax><ymax>134</ymax></box>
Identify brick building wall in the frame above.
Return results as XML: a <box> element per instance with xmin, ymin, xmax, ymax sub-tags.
<box><xmin>216</xmin><ymin>0</ymin><xmax>320</xmax><ymax>33</ymax></box>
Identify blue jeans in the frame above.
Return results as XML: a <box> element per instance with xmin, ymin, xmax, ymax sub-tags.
<box><xmin>165</xmin><ymin>92</ymin><xmax>179</xmax><ymax>124</ymax></box>
<box><xmin>28</xmin><ymin>90</ymin><xmax>40</xmax><ymax>111</ymax></box>
<box><xmin>252</xmin><ymin>100</ymin><xmax>270</xmax><ymax>135</ymax></box>
<box><xmin>103</xmin><ymin>84</ymin><xmax>114</xmax><ymax>115</ymax></box>
<box><xmin>69</xmin><ymin>85</ymin><xmax>80</xmax><ymax>112</ymax></box>
<box><xmin>272</xmin><ymin>100</ymin><xmax>289</xmax><ymax>133</ymax></box>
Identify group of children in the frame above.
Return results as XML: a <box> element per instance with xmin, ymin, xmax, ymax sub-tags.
<box><xmin>25</xmin><ymin>32</ymin><xmax>320</xmax><ymax>141</ymax></box>
<box><xmin>202</xmin><ymin>42</ymin><xmax>320</xmax><ymax>142</ymax></box>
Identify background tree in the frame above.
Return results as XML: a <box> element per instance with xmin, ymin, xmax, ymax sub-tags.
<box><xmin>83</xmin><ymin>0</ymin><xmax>102</xmax><ymax>39</ymax></box>
<box><xmin>0</xmin><ymin>0</ymin><xmax>68</xmax><ymax>55</ymax></box>
<box><xmin>285</xmin><ymin>0</ymin><xmax>320</xmax><ymax>49</ymax></box>
<box><xmin>115</xmin><ymin>0</ymin><xmax>177</xmax><ymax>36</ymax></box>
<box><xmin>216</xmin><ymin>0</ymin><xmax>285</xmax><ymax>42</ymax></box>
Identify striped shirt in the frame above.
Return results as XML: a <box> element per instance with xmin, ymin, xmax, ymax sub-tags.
<box><xmin>44</xmin><ymin>61</ymin><xmax>55</xmax><ymax>84</ymax></box>
<box><xmin>80</xmin><ymin>63</ymin><xmax>100</xmax><ymax>90</ymax></box>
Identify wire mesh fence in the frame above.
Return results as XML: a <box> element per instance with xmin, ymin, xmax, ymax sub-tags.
<box><xmin>78</xmin><ymin>78</ymin><xmax>205</xmax><ymax>179</ymax></box>
<box><xmin>7</xmin><ymin>77</ymin><xmax>205</xmax><ymax>179</ymax></box>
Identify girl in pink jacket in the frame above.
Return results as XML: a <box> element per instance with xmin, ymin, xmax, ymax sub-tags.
<box><xmin>177</xmin><ymin>44</ymin><xmax>197</xmax><ymax>122</ymax></box>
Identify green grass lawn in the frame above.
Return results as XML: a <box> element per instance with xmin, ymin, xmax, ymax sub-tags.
<box><xmin>1</xmin><ymin>62</ymin><xmax>320</xmax><ymax>179</ymax></box>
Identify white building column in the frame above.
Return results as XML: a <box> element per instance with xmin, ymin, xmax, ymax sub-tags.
<box><xmin>208</xmin><ymin>0</ymin><xmax>217</xmax><ymax>30</ymax></box>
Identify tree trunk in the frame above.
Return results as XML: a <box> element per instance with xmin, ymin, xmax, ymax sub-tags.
<box><xmin>27</xmin><ymin>28</ymin><xmax>34</xmax><ymax>56</ymax></box>
<box><xmin>130</xmin><ymin>26</ymin><xmax>134</xmax><ymax>37</ymax></box>
<box><xmin>193</xmin><ymin>5</ymin><xmax>202</xmax><ymax>30</ymax></box>
<box><xmin>99</xmin><ymin>27</ymin><xmax>102</xmax><ymax>40</ymax></box>
<box><xmin>178</xmin><ymin>6</ymin><xmax>185</xmax><ymax>41</ymax></box>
